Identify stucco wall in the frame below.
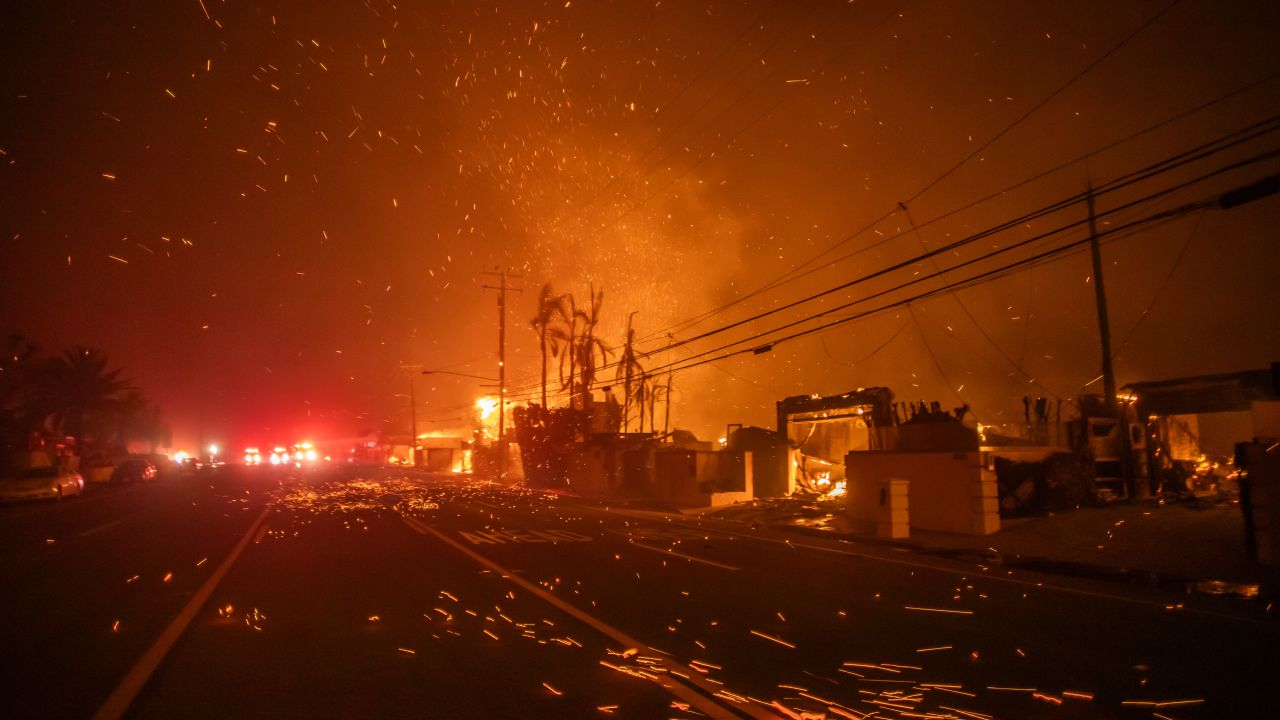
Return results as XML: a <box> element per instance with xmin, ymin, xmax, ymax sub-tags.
<box><xmin>845</xmin><ymin>450</ymin><xmax>998</xmax><ymax>535</ymax></box>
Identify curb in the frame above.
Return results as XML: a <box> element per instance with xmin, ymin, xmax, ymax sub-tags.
<box><xmin>759</xmin><ymin>521</ymin><xmax>1274</xmax><ymax>601</ymax></box>
<box><xmin>476</xmin><ymin>479</ymin><xmax>1276</xmax><ymax>602</ymax></box>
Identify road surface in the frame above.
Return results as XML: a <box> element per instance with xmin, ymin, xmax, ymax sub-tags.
<box><xmin>2</xmin><ymin>465</ymin><xmax>1275</xmax><ymax>719</ymax></box>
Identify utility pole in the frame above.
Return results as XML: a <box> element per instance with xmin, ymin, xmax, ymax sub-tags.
<box><xmin>621</xmin><ymin>311</ymin><xmax>638</xmax><ymax>433</ymax></box>
<box><xmin>1086</xmin><ymin>184</ymin><xmax>1133</xmax><ymax>497</ymax></box>
<box><xmin>408</xmin><ymin>376</ymin><xmax>417</xmax><ymax>466</ymax></box>
<box><xmin>482</xmin><ymin>268</ymin><xmax>522</xmax><ymax>480</ymax></box>
<box><xmin>1086</xmin><ymin>184</ymin><xmax>1117</xmax><ymax>412</ymax></box>
<box><xmin>399</xmin><ymin>363</ymin><xmax>423</xmax><ymax>466</ymax></box>
<box><xmin>663</xmin><ymin>370</ymin><xmax>673</xmax><ymax>438</ymax></box>
<box><xmin>663</xmin><ymin>333</ymin><xmax>675</xmax><ymax>439</ymax></box>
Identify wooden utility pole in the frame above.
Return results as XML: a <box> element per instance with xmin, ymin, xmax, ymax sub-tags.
<box><xmin>482</xmin><ymin>269</ymin><xmax>522</xmax><ymax>479</ymax></box>
<box><xmin>663</xmin><ymin>333</ymin><xmax>675</xmax><ymax>438</ymax></box>
<box><xmin>1086</xmin><ymin>184</ymin><xmax>1117</xmax><ymax>410</ymax></box>
<box><xmin>663</xmin><ymin>370</ymin><xmax>673</xmax><ymax>437</ymax></box>
<box><xmin>621</xmin><ymin>311</ymin><xmax>638</xmax><ymax>433</ymax></box>
<box><xmin>1086</xmin><ymin>184</ymin><xmax>1133</xmax><ymax>496</ymax></box>
<box><xmin>399</xmin><ymin>363</ymin><xmax>423</xmax><ymax>466</ymax></box>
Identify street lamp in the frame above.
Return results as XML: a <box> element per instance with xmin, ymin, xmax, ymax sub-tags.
<box><xmin>422</xmin><ymin>369</ymin><xmax>506</xmax><ymax>479</ymax></box>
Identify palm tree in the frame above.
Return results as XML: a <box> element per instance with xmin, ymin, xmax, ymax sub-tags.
<box><xmin>649</xmin><ymin>377</ymin><xmax>671</xmax><ymax>436</ymax></box>
<box><xmin>556</xmin><ymin>292</ymin><xmax>579</xmax><ymax>404</ymax></box>
<box><xmin>37</xmin><ymin>347</ymin><xmax>133</xmax><ymax>450</ymax></box>
<box><xmin>633</xmin><ymin>373</ymin><xmax>651</xmax><ymax>432</ymax></box>
<box><xmin>103</xmin><ymin>389</ymin><xmax>169</xmax><ymax>452</ymax></box>
<box><xmin>530</xmin><ymin>284</ymin><xmax>570</xmax><ymax>408</ymax></box>
<box><xmin>570</xmin><ymin>286</ymin><xmax>612</xmax><ymax>411</ymax></box>
<box><xmin>615</xmin><ymin>312</ymin><xmax>646</xmax><ymax>432</ymax></box>
<box><xmin>102</xmin><ymin>389</ymin><xmax>147</xmax><ymax>449</ymax></box>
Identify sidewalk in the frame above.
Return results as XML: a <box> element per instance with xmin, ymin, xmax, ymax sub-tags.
<box><xmin>696</xmin><ymin>495</ymin><xmax>1277</xmax><ymax>596</ymax></box>
<box><xmin>909</xmin><ymin>500</ymin><xmax>1266</xmax><ymax>585</ymax></box>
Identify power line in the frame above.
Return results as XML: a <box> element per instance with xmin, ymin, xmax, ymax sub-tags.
<box><xmin>1111</xmin><ymin>209</ymin><xmax>1205</xmax><ymax>359</ymax></box>
<box><xmin>706</xmin><ymin>361</ymin><xmax>789</xmax><ymax>396</ymax></box>
<box><xmin>503</xmin><ymin>139</ymin><xmax>1280</xmax><ymax>405</ymax></box>
<box><xmin>908</xmin><ymin>297</ymin><xmax>1070</xmax><ymax>401</ymax></box>
<box><xmin>901</xmin><ymin>203</ymin><xmax>1065</xmax><ymax>400</ymax></box>
<box><xmin>640</xmin><ymin>172</ymin><xmax>1276</xmax><ymax>381</ymax></box>
<box><xmin>643</xmin><ymin>108</ymin><xmax>1280</xmax><ymax>351</ymax></box>
<box><xmin>627</xmin><ymin>120</ymin><xmax>1280</xmax><ymax>362</ymax></box>
<box><xmin>502</xmin><ymin>161</ymin><xmax>1278</xmax><ymax>406</ymax></box>
<box><xmin>820</xmin><ymin>319</ymin><xmax>910</xmax><ymax>367</ymax></box>
<box><xmin>638</xmin><ymin>2</ymin><xmax>1260</xmax><ymax>346</ymax></box>
<box><xmin>908</xmin><ymin>305</ymin><xmax>980</xmax><ymax>421</ymax></box>
<box><xmin>500</xmin><ymin>137</ymin><xmax>1280</xmax><ymax>404</ymax></box>
<box><xmin>656</xmin><ymin>154</ymin><xmax>1279</xmax><ymax>372</ymax></box>
<box><xmin>907</xmin><ymin>0</ymin><xmax>1186</xmax><ymax>204</ymax></box>
<box><xmin>649</xmin><ymin>218</ymin><xmax>1189</xmax><ymax>379</ymax></box>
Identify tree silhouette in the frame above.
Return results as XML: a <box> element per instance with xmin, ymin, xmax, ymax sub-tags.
<box><xmin>556</xmin><ymin>292</ymin><xmax>579</xmax><ymax>403</ymax></box>
<box><xmin>615</xmin><ymin>312</ymin><xmax>646</xmax><ymax>432</ymax></box>
<box><xmin>37</xmin><ymin>347</ymin><xmax>133</xmax><ymax>450</ymax></box>
<box><xmin>530</xmin><ymin>284</ymin><xmax>570</xmax><ymax>408</ymax></box>
<box><xmin>566</xmin><ymin>286</ymin><xmax>612</xmax><ymax>411</ymax></box>
<box><xmin>103</xmin><ymin>389</ymin><xmax>170</xmax><ymax>452</ymax></box>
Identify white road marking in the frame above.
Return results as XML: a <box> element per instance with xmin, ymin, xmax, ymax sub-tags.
<box><xmin>458</xmin><ymin>528</ymin><xmax>593</xmax><ymax>544</ymax></box>
<box><xmin>584</xmin><ymin>507</ymin><xmax>1272</xmax><ymax>624</ymax></box>
<box><xmin>92</xmin><ymin>504</ymin><xmax>274</xmax><ymax>720</ymax></box>
<box><xmin>78</xmin><ymin>519</ymin><xmax>124</xmax><ymax>538</ymax></box>
<box><xmin>628</xmin><ymin>540</ymin><xmax>740</xmax><ymax>571</ymax></box>
<box><xmin>399</xmin><ymin>514</ymin><xmax>769</xmax><ymax>719</ymax></box>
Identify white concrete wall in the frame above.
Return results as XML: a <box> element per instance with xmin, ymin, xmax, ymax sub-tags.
<box><xmin>845</xmin><ymin>451</ymin><xmax>998</xmax><ymax>535</ymax></box>
<box><xmin>653</xmin><ymin>449</ymin><xmax>753</xmax><ymax>508</ymax></box>
<box><xmin>566</xmin><ymin>447</ymin><xmax>609</xmax><ymax>496</ymax></box>
<box><xmin>846</xmin><ymin>476</ymin><xmax>909</xmax><ymax>538</ymax></box>
<box><xmin>710</xmin><ymin>452</ymin><xmax>753</xmax><ymax>507</ymax></box>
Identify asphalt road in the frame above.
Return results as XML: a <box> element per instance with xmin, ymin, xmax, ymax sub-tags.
<box><xmin>2</xmin><ymin>466</ymin><xmax>1277</xmax><ymax>719</ymax></box>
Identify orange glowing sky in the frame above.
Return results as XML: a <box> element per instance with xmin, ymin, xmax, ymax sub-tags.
<box><xmin>2</xmin><ymin>0</ymin><xmax>1278</xmax><ymax>450</ymax></box>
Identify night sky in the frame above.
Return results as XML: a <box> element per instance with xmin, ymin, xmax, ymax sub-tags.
<box><xmin>2</xmin><ymin>0</ymin><xmax>1278</xmax><ymax>451</ymax></box>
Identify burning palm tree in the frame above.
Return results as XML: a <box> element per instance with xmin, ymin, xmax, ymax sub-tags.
<box><xmin>567</xmin><ymin>286</ymin><xmax>612</xmax><ymax>411</ymax></box>
<box><xmin>555</xmin><ymin>292</ymin><xmax>579</xmax><ymax>404</ymax></box>
<box><xmin>530</xmin><ymin>284</ymin><xmax>569</xmax><ymax>408</ymax></box>
<box><xmin>615</xmin><ymin>312</ymin><xmax>646</xmax><ymax>431</ymax></box>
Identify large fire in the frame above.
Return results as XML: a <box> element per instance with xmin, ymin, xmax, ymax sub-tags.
<box><xmin>813</xmin><ymin>471</ymin><xmax>848</xmax><ymax>499</ymax></box>
<box><xmin>474</xmin><ymin>395</ymin><xmax>499</xmax><ymax>439</ymax></box>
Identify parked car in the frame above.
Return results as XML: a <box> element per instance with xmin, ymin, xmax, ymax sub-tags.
<box><xmin>110</xmin><ymin>458</ymin><xmax>158</xmax><ymax>484</ymax></box>
<box><xmin>82</xmin><ymin>458</ymin><xmax>117</xmax><ymax>484</ymax></box>
<box><xmin>137</xmin><ymin>454</ymin><xmax>175</xmax><ymax>476</ymax></box>
<box><xmin>0</xmin><ymin>466</ymin><xmax>85</xmax><ymax>502</ymax></box>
